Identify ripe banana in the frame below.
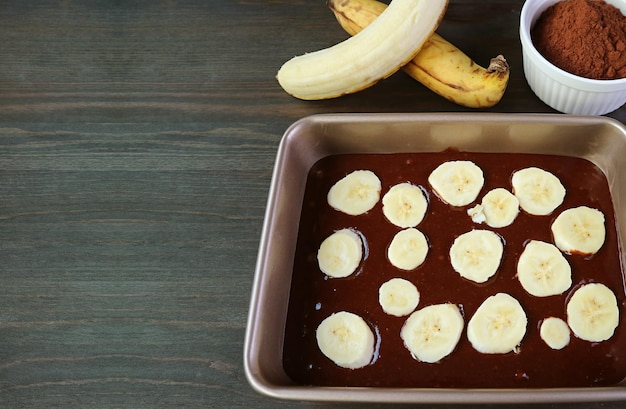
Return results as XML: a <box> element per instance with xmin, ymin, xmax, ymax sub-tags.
<box><xmin>540</xmin><ymin>317</ymin><xmax>570</xmax><ymax>350</ymax></box>
<box><xmin>511</xmin><ymin>167</ymin><xmax>566</xmax><ymax>216</ymax></box>
<box><xmin>327</xmin><ymin>170</ymin><xmax>381</xmax><ymax>216</ymax></box>
<box><xmin>400</xmin><ymin>303</ymin><xmax>464</xmax><ymax>363</ymax></box>
<box><xmin>328</xmin><ymin>0</ymin><xmax>510</xmax><ymax>108</ymax></box>
<box><xmin>387</xmin><ymin>227</ymin><xmax>429</xmax><ymax>271</ymax></box>
<box><xmin>449</xmin><ymin>229</ymin><xmax>503</xmax><ymax>283</ymax></box>
<box><xmin>566</xmin><ymin>283</ymin><xmax>619</xmax><ymax>342</ymax></box>
<box><xmin>316</xmin><ymin>311</ymin><xmax>375</xmax><ymax>369</ymax></box>
<box><xmin>467</xmin><ymin>293</ymin><xmax>528</xmax><ymax>354</ymax></box>
<box><xmin>468</xmin><ymin>187</ymin><xmax>520</xmax><ymax>228</ymax></box>
<box><xmin>428</xmin><ymin>160</ymin><xmax>484</xmax><ymax>207</ymax></box>
<box><xmin>551</xmin><ymin>206</ymin><xmax>606</xmax><ymax>255</ymax></box>
<box><xmin>317</xmin><ymin>228</ymin><xmax>364</xmax><ymax>278</ymax></box>
<box><xmin>382</xmin><ymin>183</ymin><xmax>428</xmax><ymax>228</ymax></box>
<box><xmin>516</xmin><ymin>240</ymin><xmax>572</xmax><ymax>297</ymax></box>
<box><xmin>378</xmin><ymin>278</ymin><xmax>420</xmax><ymax>317</ymax></box>
<box><xmin>277</xmin><ymin>0</ymin><xmax>449</xmax><ymax>100</ymax></box>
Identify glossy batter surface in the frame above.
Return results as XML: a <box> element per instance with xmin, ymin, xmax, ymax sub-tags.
<box><xmin>283</xmin><ymin>151</ymin><xmax>626</xmax><ymax>388</ymax></box>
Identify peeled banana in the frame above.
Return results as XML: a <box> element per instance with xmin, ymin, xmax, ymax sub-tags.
<box><xmin>277</xmin><ymin>0</ymin><xmax>449</xmax><ymax>100</ymax></box>
<box><xmin>328</xmin><ymin>0</ymin><xmax>510</xmax><ymax>108</ymax></box>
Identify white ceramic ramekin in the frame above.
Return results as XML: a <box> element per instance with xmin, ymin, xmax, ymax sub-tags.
<box><xmin>520</xmin><ymin>0</ymin><xmax>626</xmax><ymax>115</ymax></box>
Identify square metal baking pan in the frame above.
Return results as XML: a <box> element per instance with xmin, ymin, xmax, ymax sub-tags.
<box><xmin>244</xmin><ymin>113</ymin><xmax>626</xmax><ymax>404</ymax></box>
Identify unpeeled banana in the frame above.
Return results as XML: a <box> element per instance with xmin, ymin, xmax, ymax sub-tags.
<box><xmin>277</xmin><ymin>0</ymin><xmax>449</xmax><ymax>100</ymax></box>
<box><xmin>328</xmin><ymin>0</ymin><xmax>510</xmax><ymax>108</ymax></box>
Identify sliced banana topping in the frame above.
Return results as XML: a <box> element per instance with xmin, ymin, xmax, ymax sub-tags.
<box><xmin>540</xmin><ymin>317</ymin><xmax>570</xmax><ymax>350</ymax></box>
<box><xmin>566</xmin><ymin>283</ymin><xmax>619</xmax><ymax>343</ymax></box>
<box><xmin>400</xmin><ymin>303</ymin><xmax>464</xmax><ymax>363</ymax></box>
<box><xmin>387</xmin><ymin>228</ymin><xmax>429</xmax><ymax>271</ymax></box>
<box><xmin>468</xmin><ymin>188</ymin><xmax>520</xmax><ymax>228</ymax></box>
<box><xmin>382</xmin><ymin>182</ymin><xmax>428</xmax><ymax>228</ymax></box>
<box><xmin>428</xmin><ymin>160</ymin><xmax>485</xmax><ymax>207</ymax></box>
<box><xmin>378</xmin><ymin>278</ymin><xmax>420</xmax><ymax>317</ymax></box>
<box><xmin>449</xmin><ymin>229</ymin><xmax>503</xmax><ymax>283</ymax></box>
<box><xmin>551</xmin><ymin>206</ymin><xmax>606</xmax><ymax>255</ymax></box>
<box><xmin>517</xmin><ymin>240</ymin><xmax>572</xmax><ymax>297</ymax></box>
<box><xmin>327</xmin><ymin>170</ymin><xmax>382</xmax><ymax>216</ymax></box>
<box><xmin>312</xmin><ymin>158</ymin><xmax>621</xmax><ymax>370</ymax></box>
<box><xmin>467</xmin><ymin>293</ymin><xmax>527</xmax><ymax>354</ymax></box>
<box><xmin>316</xmin><ymin>311</ymin><xmax>375</xmax><ymax>369</ymax></box>
<box><xmin>317</xmin><ymin>229</ymin><xmax>363</xmax><ymax>278</ymax></box>
<box><xmin>511</xmin><ymin>167</ymin><xmax>566</xmax><ymax>216</ymax></box>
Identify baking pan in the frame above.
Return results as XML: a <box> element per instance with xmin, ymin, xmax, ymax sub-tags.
<box><xmin>244</xmin><ymin>113</ymin><xmax>626</xmax><ymax>404</ymax></box>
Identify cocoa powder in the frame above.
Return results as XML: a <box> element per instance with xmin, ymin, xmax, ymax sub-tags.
<box><xmin>531</xmin><ymin>0</ymin><xmax>626</xmax><ymax>80</ymax></box>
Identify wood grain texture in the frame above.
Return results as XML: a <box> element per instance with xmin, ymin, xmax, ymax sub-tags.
<box><xmin>0</xmin><ymin>1</ymin><xmax>624</xmax><ymax>408</ymax></box>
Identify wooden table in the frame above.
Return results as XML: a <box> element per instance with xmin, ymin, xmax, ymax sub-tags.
<box><xmin>0</xmin><ymin>1</ymin><xmax>624</xmax><ymax>408</ymax></box>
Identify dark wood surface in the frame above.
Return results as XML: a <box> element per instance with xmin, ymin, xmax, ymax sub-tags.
<box><xmin>0</xmin><ymin>1</ymin><xmax>624</xmax><ymax>408</ymax></box>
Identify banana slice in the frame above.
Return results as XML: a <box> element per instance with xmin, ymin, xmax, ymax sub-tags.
<box><xmin>449</xmin><ymin>229</ymin><xmax>503</xmax><ymax>283</ymax></box>
<box><xmin>540</xmin><ymin>317</ymin><xmax>570</xmax><ymax>350</ymax></box>
<box><xmin>327</xmin><ymin>170</ymin><xmax>382</xmax><ymax>216</ymax></box>
<box><xmin>516</xmin><ymin>240</ymin><xmax>572</xmax><ymax>297</ymax></box>
<box><xmin>400</xmin><ymin>303</ymin><xmax>464</xmax><ymax>363</ymax></box>
<box><xmin>428</xmin><ymin>160</ymin><xmax>484</xmax><ymax>207</ymax></box>
<box><xmin>467</xmin><ymin>188</ymin><xmax>520</xmax><ymax>228</ymax></box>
<box><xmin>379</xmin><ymin>278</ymin><xmax>420</xmax><ymax>317</ymax></box>
<box><xmin>317</xmin><ymin>229</ymin><xmax>363</xmax><ymax>278</ymax></box>
<box><xmin>511</xmin><ymin>167</ymin><xmax>566</xmax><ymax>216</ymax></box>
<box><xmin>316</xmin><ymin>311</ymin><xmax>375</xmax><ymax>369</ymax></box>
<box><xmin>551</xmin><ymin>206</ymin><xmax>606</xmax><ymax>255</ymax></box>
<box><xmin>382</xmin><ymin>182</ymin><xmax>428</xmax><ymax>228</ymax></box>
<box><xmin>467</xmin><ymin>293</ymin><xmax>528</xmax><ymax>354</ymax></box>
<box><xmin>566</xmin><ymin>283</ymin><xmax>619</xmax><ymax>342</ymax></box>
<box><xmin>387</xmin><ymin>228</ymin><xmax>429</xmax><ymax>271</ymax></box>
